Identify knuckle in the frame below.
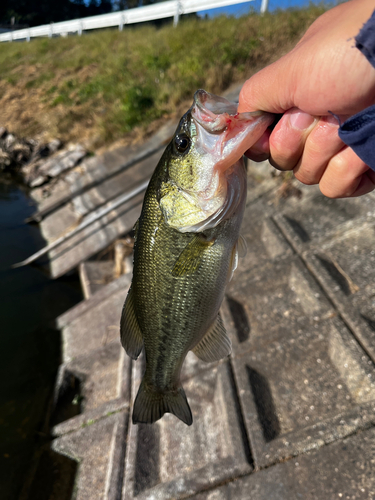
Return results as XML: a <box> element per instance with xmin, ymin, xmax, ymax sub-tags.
<box><xmin>269</xmin><ymin>157</ymin><xmax>291</xmax><ymax>171</ymax></box>
<box><xmin>294</xmin><ymin>162</ymin><xmax>321</xmax><ymax>185</ymax></box>
<box><xmin>295</xmin><ymin>173</ymin><xmax>317</xmax><ymax>186</ymax></box>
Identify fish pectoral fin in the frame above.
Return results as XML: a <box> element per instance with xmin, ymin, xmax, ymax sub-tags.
<box><xmin>133</xmin><ymin>380</ymin><xmax>193</xmax><ymax>426</ymax></box>
<box><xmin>192</xmin><ymin>313</ymin><xmax>231</xmax><ymax>362</ymax></box>
<box><xmin>238</xmin><ymin>234</ymin><xmax>247</xmax><ymax>258</ymax></box>
<box><xmin>227</xmin><ymin>243</ymin><xmax>239</xmax><ymax>283</ymax></box>
<box><xmin>120</xmin><ymin>286</ymin><xmax>143</xmax><ymax>360</ymax></box>
<box><xmin>172</xmin><ymin>234</ymin><xmax>215</xmax><ymax>277</ymax></box>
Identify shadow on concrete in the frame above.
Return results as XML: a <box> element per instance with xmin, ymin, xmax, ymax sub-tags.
<box><xmin>316</xmin><ymin>255</ymin><xmax>351</xmax><ymax>296</ymax></box>
<box><xmin>284</xmin><ymin>216</ymin><xmax>310</xmax><ymax>243</ymax></box>
<box><xmin>22</xmin><ymin>447</ymin><xmax>78</xmax><ymax>500</ymax></box>
<box><xmin>51</xmin><ymin>370</ymin><xmax>82</xmax><ymax>427</ymax></box>
<box><xmin>227</xmin><ymin>296</ymin><xmax>250</xmax><ymax>344</ymax></box>
<box><xmin>246</xmin><ymin>366</ymin><xmax>280</xmax><ymax>442</ymax></box>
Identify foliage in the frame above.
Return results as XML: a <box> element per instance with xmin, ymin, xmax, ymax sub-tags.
<box><xmin>0</xmin><ymin>0</ymin><xmax>112</xmax><ymax>27</ymax></box>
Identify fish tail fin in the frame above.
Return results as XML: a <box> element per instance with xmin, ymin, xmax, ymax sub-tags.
<box><xmin>132</xmin><ymin>380</ymin><xmax>193</xmax><ymax>426</ymax></box>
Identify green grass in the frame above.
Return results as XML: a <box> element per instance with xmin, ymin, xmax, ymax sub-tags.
<box><xmin>0</xmin><ymin>5</ymin><xmax>329</xmax><ymax>144</ymax></box>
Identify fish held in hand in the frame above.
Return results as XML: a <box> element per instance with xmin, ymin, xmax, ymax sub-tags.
<box><xmin>120</xmin><ymin>90</ymin><xmax>274</xmax><ymax>426</ymax></box>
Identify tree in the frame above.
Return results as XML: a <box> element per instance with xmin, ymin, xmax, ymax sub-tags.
<box><xmin>0</xmin><ymin>0</ymin><xmax>112</xmax><ymax>27</ymax></box>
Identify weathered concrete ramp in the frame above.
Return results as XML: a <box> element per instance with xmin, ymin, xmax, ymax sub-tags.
<box><xmin>30</xmin><ymin>121</ymin><xmax>176</xmax><ymax>278</ymax></box>
<box><xmin>33</xmin><ymin>162</ymin><xmax>375</xmax><ymax>499</ymax></box>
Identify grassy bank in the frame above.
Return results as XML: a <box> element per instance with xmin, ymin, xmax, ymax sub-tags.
<box><xmin>0</xmin><ymin>5</ymin><xmax>328</xmax><ymax>147</ymax></box>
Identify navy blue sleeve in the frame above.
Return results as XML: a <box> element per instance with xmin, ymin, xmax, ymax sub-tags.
<box><xmin>355</xmin><ymin>8</ymin><xmax>375</xmax><ymax>67</ymax></box>
<box><xmin>338</xmin><ymin>10</ymin><xmax>375</xmax><ymax>172</ymax></box>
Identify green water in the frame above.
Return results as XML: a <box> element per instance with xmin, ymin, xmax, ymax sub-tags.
<box><xmin>0</xmin><ymin>179</ymin><xmax>82</xmax><ymax>499</ymax></box>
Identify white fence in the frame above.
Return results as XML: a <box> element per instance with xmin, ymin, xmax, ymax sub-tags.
<box><xmin>0</xmin><ymin>0</ymin><xmax>255</xmax><ymax>43</ymax></box>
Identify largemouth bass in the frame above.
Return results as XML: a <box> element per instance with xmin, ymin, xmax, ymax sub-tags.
<box><xmin>120</xmin><ymin>90</ymin><xmax>273</xmax><ymax>425</ymax></box>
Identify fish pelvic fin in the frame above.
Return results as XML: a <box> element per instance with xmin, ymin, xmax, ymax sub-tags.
<box><xmin>120</xmin><ymin>286</ymin><xmax>143</xmax><ymax>360</ymax></box>
<box><xmin>192</xmin><ymin>313</ymin><xmax>231</xmax><ymax>363</ymax></box>
<box><xmin>132</xmin><ymin>380</ymin><xmax>193</xmax><ymax>426</ymax></box>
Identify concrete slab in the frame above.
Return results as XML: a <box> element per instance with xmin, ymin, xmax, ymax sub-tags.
<box><xmin>193</xmin><ymin>426</ymin><xmax>375</xmax><ymax>500</ymax></box>
<box><xmin>30</xmin><ymin>144</ymin><xmax>86</xmax><ymax>187</ymax></box>
<box><xmin>30</xmin><ymin>120</ymin><xmax>176</xmax><ymax>216</ymax></box>
<box><xmin>60</xmin><ymin>280</ymin><xmax>128</xmax><ymax>362</ymax></box>
<box><xmin>228</xmin><ymin>315</ymin><xmax>375</xmax><ymax>468</ymax></box>
<box><xmin>42</xmin><ymin>182</ymin><xmax>141</xmax><ymax>279</ymax></box>
<box><xmin>236</xmin><ymin>200</ymin><xmax>293</xmax><ymax>275</ymax></box>
<box><xmin>79</xmin><ymin>260</ymin><xmax>116</xmax><ymax>299</ymax></box>
<box><xmin>225</xmin><ymin>255</ymin><xmax>335</xmax><ymax>353</ymax></box>
<box><xmin>51</xmin><ymin>341</ymin><xmax>131</xmax><ymax>437</ymax></box>
<box><xmin>274</xmin><ymin>185</ymin><xmax>375</xmax><ymax>254</ymax></box>
<box><xmin>68</xmin><ymin>150</ymin><xmax>158</xmax><ymax>219</ymax></box>
<box><xmin>29</xmin><ymin>121</ymin><xmax>177</xmax><ymax>278</ymax></box>
<box><xmin>57</xmin><ymin>272</ymin><xmax>131</xmax><ymax>329</ymax></box>
<box><xmin>123</xmin><ymin>356</ymin><xmax>252</xmax><ymax>499</ymax></box>
<box><xmin>52</xmin><ymin>411</ymin><xmax>128</xmax><ymax>500</ymax></box>
<box><xmin>65</xmin><ymin>343</ymin><xmax>129</xmax><ymax>411</ymax></box>
<box><xmin>303</xmin><ymin>221</ymin><xmax>375</xmax><ymax>363</ymax></box>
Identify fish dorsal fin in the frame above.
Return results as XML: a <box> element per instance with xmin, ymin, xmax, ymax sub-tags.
<box><xmin>192</xmin><ymin>313</ymin><xmax>231</xmax><ymax>362</ymax></box>
<box><xmin>172</xmin><ymin>234</ymin><xmax>215</xmax><ymax>277</ymax></box>
<box><xmin>120</xmin><ymin>286</ymin><xmax>143</xmax><ymax>360</ymax></box>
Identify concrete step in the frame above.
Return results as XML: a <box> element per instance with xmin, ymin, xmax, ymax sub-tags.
<box><xmin>57</xmin><ymin>275</ymin><xmax>130</xmax><ymax>363</ymax></box>
<box><xmin>79</xmin><ymin>261</ymin><xmax>116</xmax><ymax>299</ymax></box>
<box><xmin>193</xmin><ymin>426</ymin><xmax>375</xmax><ymax>499</ymax></box>
<box><xmin>52</xmin><ymin>411</ymin><xmax>128</xmax><ymax>500</ymax></box>
<box><xmin>123</xmin><ymin>354</ymin><xmax>252</xmax><ymax>500</ymax></box>
<box><xmin>31</xmin><ymin>119</ymin><xmax>175</xmax><ymax>279</ymax></box>
<box><xmin>45</xmin><ymin>159</ymin><xmax>375</xmax><ymax>499</ymax></box>
<box><xmin>57</xmin><ymin>271</ymin><xmax>131</xmax><ymax>329</ymax></box>
<box><xmin>51</xmin><ymin>270</ymin><xmax>132</xmax><ymax>436</ymax></box>
<box><xmin>78</xmin><ymin>238</ymin><xmax>133</xmax><ymax>299</ymax></box>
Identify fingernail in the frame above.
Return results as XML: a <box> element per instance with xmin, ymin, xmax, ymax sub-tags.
<box><xmin>289</xmin><ymin>110</ymin><xmax>315</xmax><ymax>131</ymax></box>
<box><xmin>324</xmin><ymin>114</ymin><xmax>340</xmax><ymax>127</ymax></box>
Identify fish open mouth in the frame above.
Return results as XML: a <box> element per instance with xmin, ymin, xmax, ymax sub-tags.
<box><xmin>190</xmin><ymin>89</ymin><xmax>274</xmax><ymax>172</ymax></box>
<box><xmin>159</xmin><ymin>90</ymin><xmax>274</xmax><ymax>233</ymax></box>
<box><xmin>194</xmin><ymin>89</ymin><xmax>238</xmax><ymax>121</ymax></box>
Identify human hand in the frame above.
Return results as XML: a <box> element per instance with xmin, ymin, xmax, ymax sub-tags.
<box><xmin>238</xmin><ymin>0</ymin><xmax>375</xmax><ymax>198</ymax></box>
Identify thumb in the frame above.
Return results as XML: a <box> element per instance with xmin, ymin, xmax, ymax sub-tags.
<box><xmin>238</xmin><ymin>56</ymin><xmax>296</xmax><ymax>114</ymax></box>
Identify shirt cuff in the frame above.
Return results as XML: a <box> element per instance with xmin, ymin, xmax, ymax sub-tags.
<box><xmin>338</xmin><ymin>105</ymin><xmax>375</xmax><ymax>172</ymax></box>
<box><xmin>356</xmin><ymin>9</ymin><xmax>375</xmax><ymax>67</ymax></box>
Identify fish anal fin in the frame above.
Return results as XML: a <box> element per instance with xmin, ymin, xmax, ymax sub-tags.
<box><xmin>192</xmin><ymin>313</ymin><xmax>231</xmax><ymax>363</ymax></box>
<box><xmin>132</xmin><ymin>380</ymin><xmax>193</xmax><ymax>426</ymax></box>
<box><xmin>120</xmin><ymin>286</ymin><xmax>143</xmax><ymax>360</ymax></box>
<box><xmin>172</xmin><ymin>234</ymin><xmax>215</xmax><ymax>277</ymax></box>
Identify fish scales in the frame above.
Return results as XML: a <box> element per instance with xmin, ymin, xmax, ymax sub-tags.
<box><xmin>134</xmin><ymin>166</ymin><xmax>233</xmax><ymax>388</ymax></box>
<box><xmin>120</xmin><ymin>90</ymin><xmax>274</xmax><ymax>425</ymax></box>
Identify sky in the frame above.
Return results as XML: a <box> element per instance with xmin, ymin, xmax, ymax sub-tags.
<box><xmin>198</xmin><ymin>0</ymin><xmax>333</xmax><ymax>18</ymax></box>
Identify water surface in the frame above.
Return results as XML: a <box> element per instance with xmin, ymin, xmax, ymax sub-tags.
<box><xmin>0</xmin><ymin>179</ymin><xmax>82</xmax><ymax>499</ymax></box>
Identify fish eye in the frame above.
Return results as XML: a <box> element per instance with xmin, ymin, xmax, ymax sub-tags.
<box><xmin>174</xmin><ymin>134</ymin><xmax>190</xmax><ymax>154</ymax></box>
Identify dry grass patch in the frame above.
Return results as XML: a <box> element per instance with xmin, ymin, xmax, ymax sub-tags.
<box><xmin>0</xmin><ymin>5</ymin><xmax>328</xmax><ymax>147</ymax></box>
